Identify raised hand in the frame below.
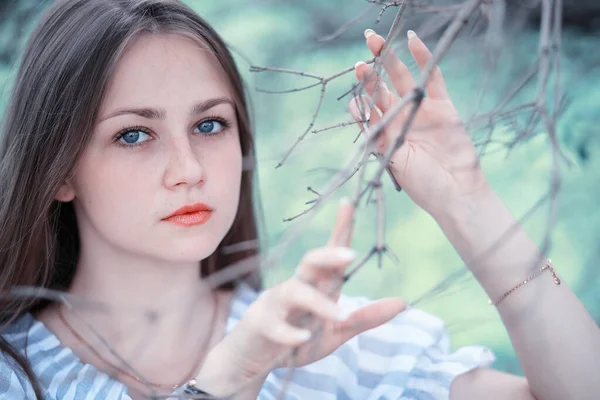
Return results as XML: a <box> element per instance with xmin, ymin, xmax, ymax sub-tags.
<box><xmin>196</xmin><ymin>201</ymin><xmax>406</xmax><ymax>397</ymax></box>
<box><xmin>350</xmin><ymin>30</ymin><xmax>492</xmax><ymax>217</ymax></box>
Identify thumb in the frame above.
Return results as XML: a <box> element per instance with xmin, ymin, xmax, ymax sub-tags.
<box><xmin>338</xmin><ymin>297</ymin><xmax>407</xmax><ymax>342</ymax></box>
<box><xmin>349</xmin><ymin>95</ymin><xmax>389</xmax><ymax>155</ymax></box>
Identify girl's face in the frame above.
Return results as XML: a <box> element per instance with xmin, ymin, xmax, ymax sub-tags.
<box><xmin>58</xmin><ymin>33</ymin><xmax>243</xmax><ymax>264</ymax></box>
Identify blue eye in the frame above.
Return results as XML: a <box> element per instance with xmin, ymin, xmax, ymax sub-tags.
<box><xmin>118</xmin><ymin>129</ymin><xmax>150</xmax><ymax>145</ymax></box>
<box><xmin>195</xmin><ymin>119</ymin><xmax>226</xmax><ymax>135</ymax></box>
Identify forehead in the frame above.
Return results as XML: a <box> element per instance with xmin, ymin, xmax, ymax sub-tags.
<box><xmin>100</xmin><ymin>33</ymin><xmax>231</xmax><ymax>113</ymax></box>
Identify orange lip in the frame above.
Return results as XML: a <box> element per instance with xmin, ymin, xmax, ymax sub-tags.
<box><xmin>163</xmin><ymin>202</ymin><xmax>213</xmax><ymax>227</ymax></box>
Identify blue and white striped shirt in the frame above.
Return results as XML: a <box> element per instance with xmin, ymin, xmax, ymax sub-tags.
<box><xmin>0</xmin><ymin>282</ymin><xmax>494</xmax><ymax>399</ymax></box>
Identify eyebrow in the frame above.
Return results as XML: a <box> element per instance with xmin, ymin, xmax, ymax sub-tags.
<box><xmin>100</xmin><ymin>97</ymin><xmax>234</xmax><ymax>122</ymax></box>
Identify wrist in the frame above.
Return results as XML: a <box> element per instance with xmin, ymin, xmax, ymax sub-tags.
<box><xmin>193</xmin><ymin>345</ymin><xmax>267</xmax><ymax>399</ymax></box>
<box><xmin>430</xmin><ymin>183</ymin><xmax>497</xmax><ymax>233</ymax></box>
<box><xmin>431</xmin><ymin>184</ymin><xmax>545</xmax><ymax>296</ymax></box>
<box><xmin>432</xmin><ymin>186</ymin><xmax>538</xmax><ymax>271</ymax></box>
<box><xmin>415</xmin><ymin>166</ymin><xmax>493</xmax><ymax>221</ymax></box>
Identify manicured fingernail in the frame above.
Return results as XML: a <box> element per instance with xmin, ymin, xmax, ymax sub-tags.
<box><xmin>364</xmin><ymin>29</ymin><xmax>376</xmax><ymax>39</ymax></box>
<box><xmin>407</xmin><ymin>30</ymin><xmax>417</xmax><ymax>40</ymax></box>
<box><xmin>335</xmin><ymin>247</ymin><xmax>357</xmax><ymax>261</ymax></box>
<box><xmin>354</xmin><ymin>61</ymin><xmax>367</xmax><ymax>70</ymax></box>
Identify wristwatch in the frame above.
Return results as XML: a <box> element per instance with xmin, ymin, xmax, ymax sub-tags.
<box><xmin>184</xmin><ymin>379</ymin><xmax>216</xmax><ymax>398</ymax></box>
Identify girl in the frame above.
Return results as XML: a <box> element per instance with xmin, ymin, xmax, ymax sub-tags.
<box><xmin>0</xmin><ymin>0</ymin><xmax>597</xmax><ymax>399</ymax></box>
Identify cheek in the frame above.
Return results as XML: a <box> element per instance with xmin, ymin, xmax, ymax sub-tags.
<box><xmin>72</xmin><ymin>153</ymin><xmax>151</xmax><ymax>221</ymax></box>
<box><xmin>207</xmin><ymin>131</ymin><xmax>243</xmax><ymax>174</ymax></box>
<box><xmin>223</xmin><ymin>143</ymin><xmax>243</xmax><ymax>183</ymax></box>
<box><xmin>209</xmin><ymin>137</ymin><xmax>243</xmax><ymax>209</ymax></box>
<box><xmin>227</xmin><ymin>138</ymin><xmax>244</xmax><ymax>186</ymax></box>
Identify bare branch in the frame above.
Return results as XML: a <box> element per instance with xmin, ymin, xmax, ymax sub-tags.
<box><xmin>317</xmin><ymin>3</ymin><xmax>379</xmax><ymax>42</ymax></box>
<box><xmin>250</xmin><ymin>58</ymin><xmax>377</xmax><ymax>168</ymax></box>
<box><xmin>249</xmin><ymin>66</ymin><xmax>322</xmax><ymax>80</ymax></box>
<box><xmin>311</xmin><ymin>119</ymin><xmax>366</xmax><ymax>134</ymax></box>
<box><xmin>256</xmin><ymin>81</ymin><xmax>322</xmax><ymax>95</ymax></box>
<box><xmin>276</xmin><ymin>84</ymin><xmax>327</xmax><ymax>168</ymax></box>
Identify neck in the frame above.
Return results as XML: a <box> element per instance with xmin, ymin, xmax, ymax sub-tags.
<box><xmin>47</xmin><ymin>234</ymin><xmax>233</xmax><ymax>391</ymax></box>
<box><xmin>71</xmin><ymin>244</ymin><xmax>211</xmax><ymax>316</ymax></box>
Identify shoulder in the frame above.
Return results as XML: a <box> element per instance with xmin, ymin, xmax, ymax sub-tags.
<box><xmin>1</xmin><ymin>318</ymin><xmax>38</xmax><ymax>400</ymax></box>
<box><xmin>1</xmin><ymin>313</ymin><xmax>131</xmax><ymax>400</ymax></box>
<box><xmin>0</xmin><ymin>356</ymin><xmax>35</xmax><ymax>399</ymax></box>
<box><xmin>2</xmin><ymin>314</ymin><xmax>37</xmax><ymax>353</ymax></box>
<box><xmin>450</xmin><ymin>368</ymin><xmax>533</xmax><ymax>400</ymax></box>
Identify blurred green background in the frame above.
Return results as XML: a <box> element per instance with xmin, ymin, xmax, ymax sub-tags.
<box><xmin>1</xmin><ymin>0</ymin><xmax>599</xmax><ymax>377</ymax></box>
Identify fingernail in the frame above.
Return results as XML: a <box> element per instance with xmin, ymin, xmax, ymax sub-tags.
<box><xmin>335</xmin><ymin>247</ymin><xmax>357</xmax><ymax>261</ymax></box>
<box><xmin>407</xmin><ymin>30</ymin><xmax>417</xmax><ymax>40</ymax></box>
<box><xmin>364</xmin><ymin>29</ymin><xmax>376</xmax><ymax>39</ymax></box>
<box><xmin>340</xmin><ymin>197</ymin><xmax>350</xmax><ymax>206</ymax></box>
<box><xmin>354</xmin><ymin>61</ymin><xmax>367</xmax><ymax>70</ymax></box>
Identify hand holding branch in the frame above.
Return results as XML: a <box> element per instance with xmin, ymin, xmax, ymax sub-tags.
<box><xmin>194</xmin><ymin>201</ymin><xmax>405</xmax><ymax>398</ymax></box>
<box><xmin>350</xmin><ymin>29</ymin><xmax>491</xmax><ymax>218</ymax></box>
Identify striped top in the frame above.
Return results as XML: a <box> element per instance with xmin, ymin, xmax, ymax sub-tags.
<box><xmin>1</xmin><ymin>282</ymin><xmax>494</xmax><ymax>399</ymax></box>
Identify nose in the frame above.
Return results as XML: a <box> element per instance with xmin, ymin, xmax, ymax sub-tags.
<box><xmin>162</xmin><ymin>137</ymin><xmax>205</xmax><ymax>189</ymax></box>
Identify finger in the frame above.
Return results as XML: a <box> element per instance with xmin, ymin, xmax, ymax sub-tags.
<box><xmin>407</xmin><ymin>30</ymin><xmax>449</xmax><ymax>99</ymax></box>
<box><xmin>296</xmin><ymin>246</ymin><xmax>356</xmax><ymax>284</ymax></box>
<box><xmin>279</xmin><ymin>279</ymin><xmax>346</xmax><ymax>323</ymax></box>
<box><xmin>349</xmin><ymin>97</ymin><xmax>387</xmax><ymax>155</ymax></box>
<box><xmin>354</xmin><ymin>61</ymin><xmax>394</xmax><ymax>113</ymax></box>
<box><xmin>364</xmin><ymin>107</ymin><xmax>388</xmax><ymax>155</ymax></box>
<box><xmin>338</xmin><ymin>297</ymin><xmax>407</xmax><ymax>342</ymax></box>
<box><xmin>295</xmin><ymin>246</ymin><xmax>357</xmax><ymax>303</ymax></box>
<box><xmin>327</xmin><ymin>199</ymin><xmax>355</xmax><ymax>247</ymax></box>
<box><xmin>348</xmin><ymin>94</ymin><xmax>373</xmax><ymax>131</ymax></box>
<box><xmin>364</xmin><ymin>29</ymin><xmax>416</xmax><ymax>97</ymax></box>
<box><xmin>241</xmin><ymin>294</ymin><xmax>314</xmax><ymax>346</ymax></box>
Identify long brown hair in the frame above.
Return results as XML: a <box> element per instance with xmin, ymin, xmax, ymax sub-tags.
<box><xmin>0</xmin><ymin>0</ymin><xmax>262</xmax><ymax>396</ymax></box>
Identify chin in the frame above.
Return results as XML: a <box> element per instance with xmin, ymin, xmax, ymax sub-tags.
<box><xmin>158</xmin><ymin>236</ymin><xmax>222</xmax><ymax>264</ymax></box>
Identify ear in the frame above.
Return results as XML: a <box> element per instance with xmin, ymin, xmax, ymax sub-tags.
<box><xmin>55</xmin><ymin>180</ymin><xmax>75</xmax><ymax>202</ymax></box>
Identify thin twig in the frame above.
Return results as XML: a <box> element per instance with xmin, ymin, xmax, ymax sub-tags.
<box><xmin>311</xmin><ymin>119</ymin><xmax>366</xmax><ymax>134</ymax></box>
<box><xmin>276</xmin><ymin>84</ymin><xmax>327</xmax><ymax>168</ymax></box>
<box><xmin>318</xmin><ymin>3</ymin><xmax>379</xmax><ymax>42</ymax></box>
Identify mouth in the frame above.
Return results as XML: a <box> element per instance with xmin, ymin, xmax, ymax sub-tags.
<box><xmin>163</xmin><ymin>202</ymin><xmax>213</xmax><ymax>227</ymax></box>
